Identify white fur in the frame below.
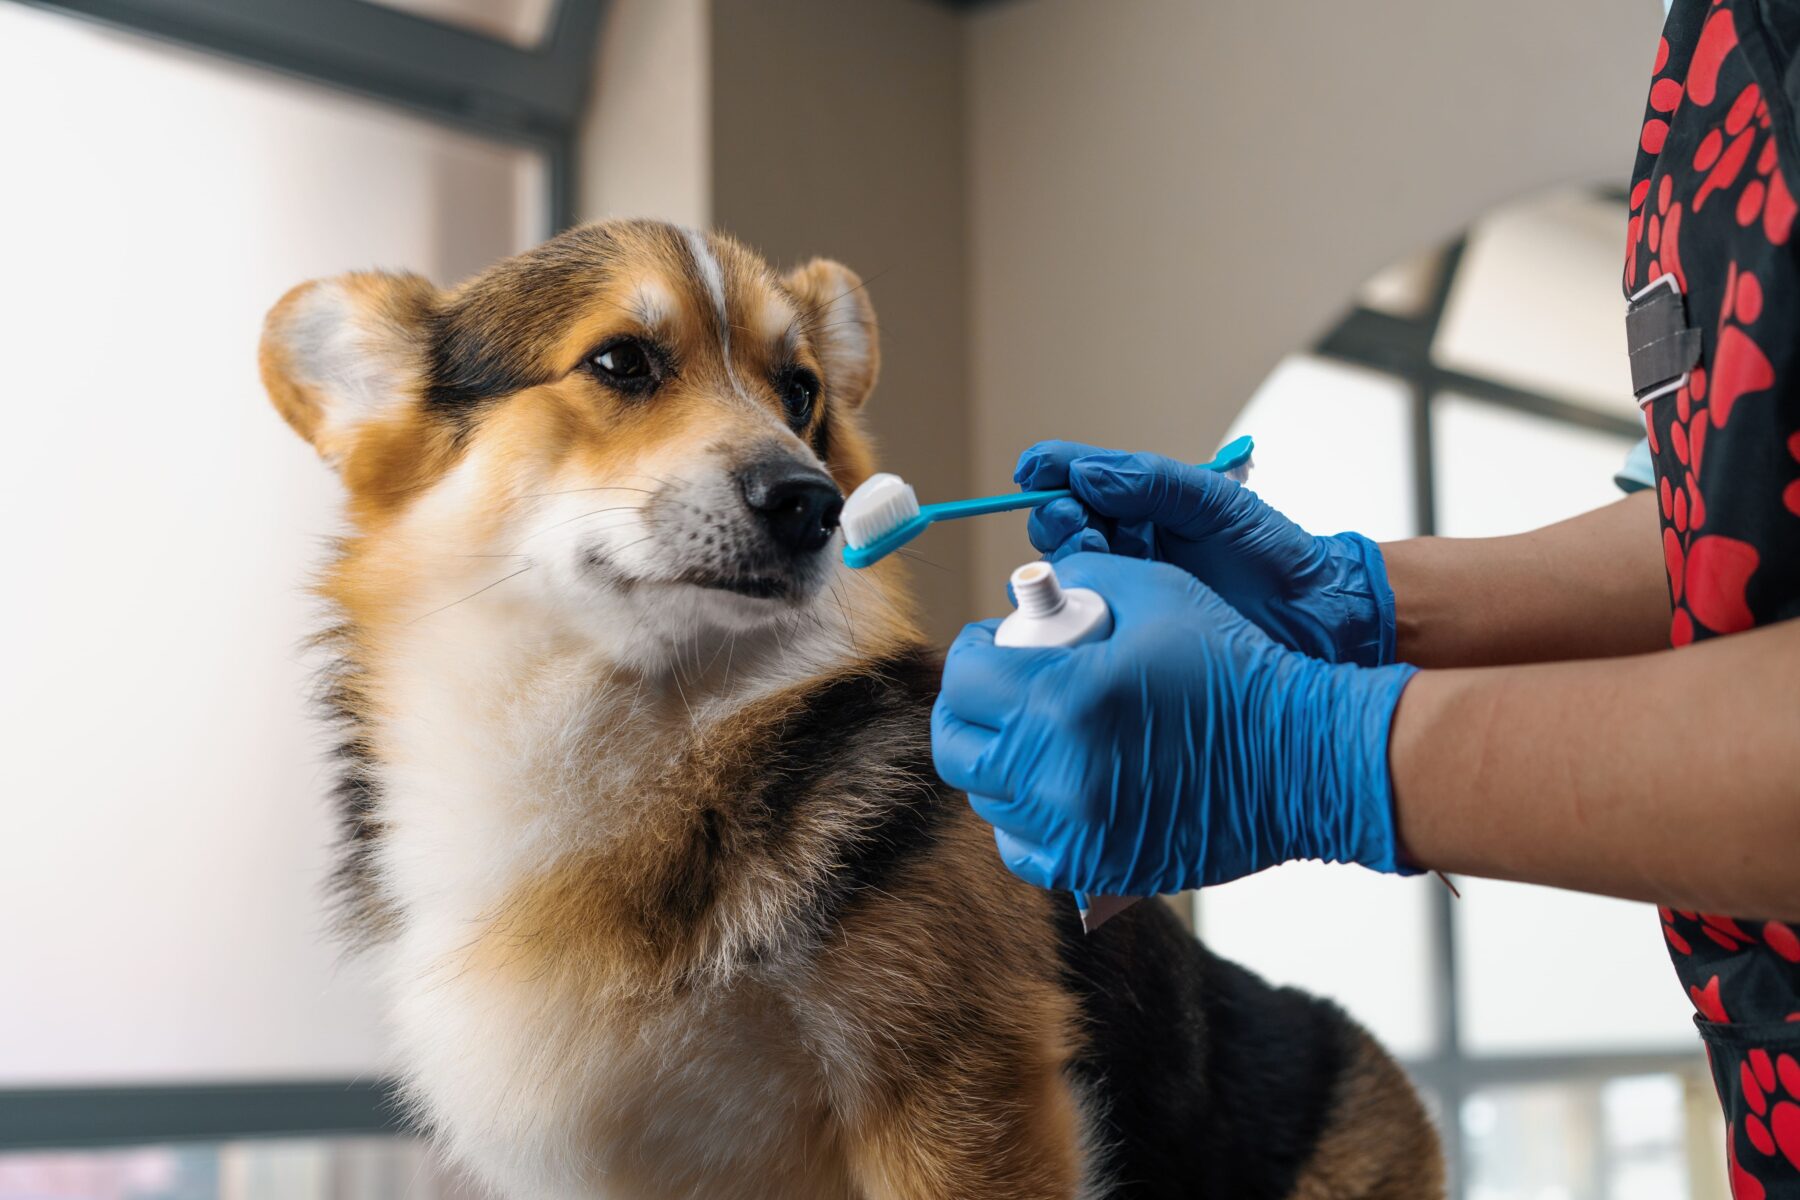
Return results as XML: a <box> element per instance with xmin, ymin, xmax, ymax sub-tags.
<box><xmin>682</xmin><ymin>226</ymin><xmax>774</xmax><ymax>419</ymax></box>
<box><xmin>756</xmin><ymin>293</ymin><xmax>799</xmax><ymax>354</ymax></box>
<box><xmin>629</xmin><ymin>277</ymin><xmax>678</xmax><ymax>331</ymax></box>
<box><xmin>375</xmin><ymin>629</ymin><xmax>845</xmax><ymax>1196</ymax></box>
<box><xmin>824</xmin><ymin>285</ymin><xmax>868</xmax><ymax>369</ymax></box>
<box><xmin>682</xmin><ymin>226</ymin><xmax>730</xmax><ymax>347</ymax></box>
<box><xmin>284</xmin><ymin>280</ymin><xmax>411</xmax><ymax>457</ymax></box>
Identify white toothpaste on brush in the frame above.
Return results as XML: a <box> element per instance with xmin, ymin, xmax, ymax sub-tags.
<box><xmin>996</xmin><ymin>561</ymin><xmax>1138</xmax><ymax>933</ymax></box>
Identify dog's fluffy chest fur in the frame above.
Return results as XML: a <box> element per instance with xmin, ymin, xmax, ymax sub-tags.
<box><xmin>362</xmin><ymin>624</ymin><xmax>904</xmax><ymax>1197</ymax></box>
<box><xmin>389</xmin><ymin>916</ymin><xmax>850</xmax><ymax>1198</ymax></box>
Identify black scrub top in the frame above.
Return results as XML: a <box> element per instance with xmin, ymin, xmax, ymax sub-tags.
<box><xmin>1625</xmin><ymin>2</ymin><xmax>1800</xmax><ymax>1194</ymax></box>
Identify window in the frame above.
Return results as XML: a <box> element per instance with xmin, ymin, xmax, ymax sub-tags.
<box><xmin>1202</xmin><ymin>188</ymin><xmax>1718</xmax><ymax>1200</ymax></box>
<box><xmin>0</xmin><ymin>0</ymin><xmax>597</xmax><ymax>1151</ymax></box>
<box><xmin>0</xmin><ymin>1</ymin><xmax>545</xmax><ymax>1089</ymax></box>
<box><xmin>0</xmin><ymin>1138</ymin><xmax>479</xmax><ymax>1200</ymax></box>
<box><xmin>365</xmin><ymin>0</ymin><xmax>559</xmax><ymax>47</ymax></box>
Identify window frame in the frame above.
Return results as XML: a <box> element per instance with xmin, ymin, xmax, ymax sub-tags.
<box><xmin>15</xmin><ymin>0</ymin><xmax>601</xmax><ymax>232</ymax></box>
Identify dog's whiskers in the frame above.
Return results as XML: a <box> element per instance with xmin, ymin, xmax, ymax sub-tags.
<box><xmin>407</xmin><ymin>565</ymin><xmax>533</xmax><ymax>625</ymax></box>
<box><xmin>894</xmin><ymin>548</ymin><xmax>951</xmax><ymax>572</ymax></box>
<box><xmin>522</xmin><ymin>505</ymin><xmax>642</xmax><ymax>541</ymax></box>
<box><xmin>520</xmin><ymin>485</ymin><xmax>657</xmax><ymax>500</ymax></box>
<box><xmin>829</xmin><ymin>578</ymin><xmax>861</xmax><ymax>655</ymax></box>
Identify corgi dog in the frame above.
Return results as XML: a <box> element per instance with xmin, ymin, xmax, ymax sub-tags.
<box><xmin>260</xmin><ymin>219</ymin><xmax>1442</xmax><ymax>1199</ymax></box>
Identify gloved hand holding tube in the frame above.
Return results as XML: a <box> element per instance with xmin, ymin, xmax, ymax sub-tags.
<box><xmin>1016</xmin><ymin>441</ymin><xmax>1401</xmax><ymax>667</ymax></box>
<box><xmin>932</xmin><ymin>443</ymin><xmax>1420</xmax><ymax>904</ymax></box>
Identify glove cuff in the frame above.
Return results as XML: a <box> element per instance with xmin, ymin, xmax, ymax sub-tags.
<box><xmin>1343</xmin><ymin>661</ymin><xmax>1420</xmax><ymax>875</ymax></box>
<box><xmin>1288</xmin><ymin>658</ymin><xmax>1420</xmax><ymax>877</ymax></box>
<box><xmin>1323</xmin><ymin>532</ymin><xmax>1401</xmax><ymax>668</ymax></box>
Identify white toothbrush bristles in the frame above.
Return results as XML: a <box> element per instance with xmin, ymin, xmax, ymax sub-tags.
<box><xmin>840</xmin><ymin>472</ymin><xmax>921</xmax><ymax>550</ymax></box>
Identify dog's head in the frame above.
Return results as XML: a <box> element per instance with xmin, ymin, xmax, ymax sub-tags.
<box><xmin>261</xmin><ymin>220</ymin><xmax>902</xmax><ymax>668</ymax></box>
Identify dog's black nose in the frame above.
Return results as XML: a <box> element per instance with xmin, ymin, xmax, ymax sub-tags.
<box><xmin>739</xmin><ymin>460</ymin><xmax>843</xmax><ymax>555</ymax></box>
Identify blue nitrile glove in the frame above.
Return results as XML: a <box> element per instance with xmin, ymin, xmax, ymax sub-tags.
<box><xmin>1015</xmin><ymin>441</ymin><xmax>1400</xmax><ymax>667</ymax></box>
<box><xmin>932</xmin><ymin>553</ymin><xmax>1419</xmax><ymax>896</ymax></box>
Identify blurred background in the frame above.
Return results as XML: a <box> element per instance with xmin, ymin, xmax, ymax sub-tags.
<box><xmin>0</xmin><ymin>0</ymin><xmax>1711</xmax><ymax>1197</ymax></box>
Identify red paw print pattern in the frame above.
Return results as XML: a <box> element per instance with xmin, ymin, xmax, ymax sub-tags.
<box><xmin>1742</xmin><ymin>1052</ymin><xmax>1800</xmax><ymax>1173</ymax></box>
<box><xmin>1734</xmin><ymin>1123</ymin><xmax>1769</xmax><ymax>1200</ymax></box>
<box><xmin>1630</xmin><ymin>5</ymin><xmax>1789</xmax><ymax>646</ymax></box>
<box><xmin>1653</xmin><ymin>260</ymin><xmax>1768</xmax><ymax>644</ymax></box>
<box><xmin>1694</xmin><ymin>973</ymin><xmax>1732</xmax><ymax>1023</ymax></box>
<box><xmin>1771</xmin><ymin>922</ymin><xmax>1800</xmax><ymax>965</ymax></box>
<box><xmin>1664</xmin><ymin>911</ymin><xmax>1800</xmax><ymax>960</ymax></box>
<box><xmin>1786</xmin><ymin>431</ymin><xmax>1800</xmax><ymax>519</ymax></box>
<box><xmin>1630</xmin><ymin>8</ymin><xmax>1796</xmax><ymax>287</ymax></box>
<box><xmin>1675</xmin><ymin>4</ymin><xmax>1798</xmax><ymax>244</ymax></box>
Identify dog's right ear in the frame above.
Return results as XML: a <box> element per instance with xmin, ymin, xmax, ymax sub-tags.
<box><xmin>259</xmin><ymin>272</ymin><xmax>439</xmax><ymax>468</ymax></box>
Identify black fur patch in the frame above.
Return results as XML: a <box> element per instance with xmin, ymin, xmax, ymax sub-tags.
<box><xmin>799</xmin><ymin>648</ymin><xmax>956</xmax><ymax>925</ymax></box>
<box><xmin>312</xmin><ymin>630</ymin><xmax>397</xmax><ymax>944</ymax></box>
<box><xmin>1056</xmin><ymin>900</ymin><xmax>1353</xmax><ymax>1198</ymax></box>
<box><xmin>658</xmin><ymin>807</ymin><xmax>726</xmax><ymax>926</ymax></box>
<box><xmin>715</xmin><ymin>644</ymin><xmax>1379</xmax><ymax>1197</ymax></box>
<box><xmin>694</xmin><ymin>645</ymin><xmax>954</xmax><ymax>935</ymax></box>
<box><xmin>424</xmin><ymin>315</ymin><xmax>542</xmax><ymax>415</ymax></box>
<box><xmin>422</xmin><ymin>223</ymin><xmax>639</xmax><ymax>419</ymax></box>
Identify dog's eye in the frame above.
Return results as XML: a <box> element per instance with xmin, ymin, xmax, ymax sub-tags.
<box><xmin>779</xmin><ymin>368</ymin><xmax>820</xmax><ymax>429</ymax></box>
<box><xmin>587</xmin><ymin>338</ymin><xmax>658</xmax><ymax>391</ymax></box>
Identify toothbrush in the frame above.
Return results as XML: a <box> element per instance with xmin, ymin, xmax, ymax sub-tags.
<box><xmin>838</xmin><ymin>435</ymin><xmax>1255</xmax><ymax>568</ymax></box>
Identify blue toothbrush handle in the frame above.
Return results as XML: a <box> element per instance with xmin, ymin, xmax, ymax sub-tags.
<box><xmin>841</xmin><ymin>436</ymin><xmax>1253</xmax><ymax>568</ymax></box>
<box><xmin>914</xmin><ymin>436</ymin><xmax>1254</xmax><ymax>524</ymax></box>
<box><xmin>917</xmin><ymin>489</ymin><xmax>1071</xmax><ymax>522</ymax></box>
<box><xmin>1205</xmin><ymin>434</ymin><xmax>1255</xmax><ymax>476</ymax></box>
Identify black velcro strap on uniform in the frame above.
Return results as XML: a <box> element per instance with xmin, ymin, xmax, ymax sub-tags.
<box><xmin>1631</xmin><ymin>328</ymin><xmax>1702</xmax><ymax>394</ymax></box>
<box><xmin>1626</xmin><ymin>285</ymin><xmax>1701</xmax><ymax>399</ymax></box>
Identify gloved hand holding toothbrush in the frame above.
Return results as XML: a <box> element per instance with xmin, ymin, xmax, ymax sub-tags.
<box><xmin>1015</xmin><ymin>441</ymin><xmax>1400</xmax><ymax>667</ymax></box>
<box><xmin>932</xmin><ymin>552</ymin><xmax>1419</xmax><ymax>896</ymax></box>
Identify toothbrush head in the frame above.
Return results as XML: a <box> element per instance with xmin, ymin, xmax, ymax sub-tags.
<box><xmin>841</xmin><ymin>472</ymin><xmax>919</xmax><ymax>549</ymax></box>
<box><xmin>840</xmin><ymin>472</ymin><xmax>934</xmax><ymax>567</ymax></box>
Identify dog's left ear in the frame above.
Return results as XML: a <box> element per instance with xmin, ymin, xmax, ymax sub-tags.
<box><xmin>782</xmin><ymin>259</ymin><xmax>879</xmax><ymax>410</ymax></box>
<box><xmin>259</xmin><ymin>271</ymin><xmax>440</xmax><ymax>469</ymax></box>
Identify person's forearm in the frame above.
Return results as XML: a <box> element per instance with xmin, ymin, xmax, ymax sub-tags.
<box><xmin>1389</xmin><ymin>617</ymin><xmax>1800</xmax><ymax>920</ymax></box>
<box><xmin>1381</xmin><ymin>491</ymin><xmax>1668</xmax><ymax>668</ymax></box>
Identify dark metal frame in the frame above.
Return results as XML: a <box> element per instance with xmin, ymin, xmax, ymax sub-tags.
<box><xmin>0</xmin><ymin>1083</ymin><xmax>402</xmax><ymax>1151</ymax></box>
<box><xmin>14</xmin><ymin>0</ymin><xmax>604</xmax><ymax>232</ymax></box>
<box><xmin>1316</xmin><ymin>255</ymin><xmax>1644</xmax><ymax>544</ymax></box>
<box><xmin>1312</xmin><ymin>235</ymin><xmax>1701</xmax><ymax>1199</ymax></box>
<box><xmin>0</xmin><ymin>0</ymin><xmax>602</xmax><ymax>1148</ymax></box>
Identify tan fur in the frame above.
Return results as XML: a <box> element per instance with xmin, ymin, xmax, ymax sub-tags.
<box><xmin>819</xmin><ymin>817</ymin><xmax>1090</xmax><ymax>1199</ymax></box>
<box><xmin>1291</xmin><ymin>1031</ymin><xmax>1446</xmax><ymax>1199</ymax></box>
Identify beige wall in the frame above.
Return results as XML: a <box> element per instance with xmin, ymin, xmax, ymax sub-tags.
<box><xmin>966</xmin><ymin>0</ymin><xmax>1659</xmax><ymax>595</ymax></box>
<box><xmin>710</xmin><ymin>0</ymin><xmax>973</xmax><ymax>642</ymax></box>
<box><xmin>575</xmin><ymin>0</ymin><xmax>971</xmax><ymax>639</ymax></box>
<box><xmin>579</xmin><ymin>0</ymin><xmax>710</xmax><ymax>229</ymax></box>
<box><xmin>579</xmin><ymin>0</ymin><xmax>1661</xmax><ymax>633</ymax></box>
